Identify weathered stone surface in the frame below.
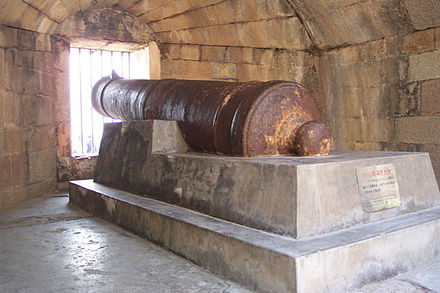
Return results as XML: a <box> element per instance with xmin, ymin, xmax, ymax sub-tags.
<box><xmin>0</xmin><ymin>187</ymin><xmax>26</xmax><ymax>210</ymax></box>
<box><xmin>134</xmin><ymin>0</ymin><xmax>225</xmax><ymax>23</ymax></box>
<box><xmin>1</xmin><ymin>91</ymin><xmax>22</xmax><ymax>125</ymax></box>
<box><xmin>254</xmin><ymin>49</ymin><xmax>274</xmax><ymax>65</ymax></box>
<box><xmin>3</xmin><ymin>126</ymin><xmax>24</xmax><ymax>154</ymax></box>
<box><xmin>408</xmin><ymin>50</ymin><xmax>440</xmax><ymax>82</ymax></box>
<box><xmin>421</xmin><ymin>79</ymin><xmax>440</xmax><ymax>114</ymax></box>
<box><xmin>22</xmin><ymin>95</ymin><xmax>53</xmax><ymax>127</ymax></box>
<box><xmin>70</xmin><ymin>179</ymin><xmax>440</xmax><ymax>293</ymax></box>
<box><xmin>0</xmin><ymin>155</ymin><xmax>12</xmax><ymax>190</ymax></box>
<box><xmin>55</xmin><ymin>9</ymin><xmax>153</xmax><ymax>44</ymax></box>
<box><xmin>37</xmin><ymin>15</ymin><xmax>58</xmax><ymax>33</ymax></box>
<box><xmin>396</xmin><ymin>116</ymin><xmax>440</xmax><ymax>144</ymax></box>
<box><xmin>0</xmin><ymin>154</ymin><xmax>26</xmax><ymax>189</ymax></box>
<box><xmin>0</xmin><ymin>1</ymin><xmax>36</xmax><ymax>32</ymax></box>
<box><xmin>22</xmin><ymin>0</ymin><xmax>70</xmax><ymax>23</ymax></box>
<box><xmin>211</xmin><ymin>63</ymin><xmax>237</xmax><ymax>80</ymax></box>
<box><xmin>57</xmin><ymin>156</ymin><xmax>97</xmax><ymax>182</ymax></box>
<box><xmin>0</xmin><ymin>25</ymin><xmax>18</xmax><ymax>48</ymax></box>
<box><xmin>26</xmin><ymin>126</ymin><xmax>56</xmax><ymax>152</ymax></box>
<box><xmin>201</xmin><ymin>46</ymin><xmax>225</xmax><ymax>62</ymax></box>
<box><xmin>318</xmin><ymin>38</ymin><xmax>399</xmax><ymax>149</ymax></box>
<box><xmin>150</xmin><ymin>120</ymin><xmax>188</xmax><ymax>153</ymax></box>
<box><xmin>149</xmin><ymin>0</ymin><xmax>295</xmax><ymax>32</ymax></box>
<box><xmin>56</xmin><ymin>121</ymin><xmax>70</xmax><ymax>157</ymax></box>
<box><xmin>0</xmin><ymin>28</ymin><xmax>58</xmax><ymax>210</ymax></box>
<box><xmin>0</xmin><ymin>127</ymin><xmax>4</xmax><ymax>154</ymax></box>
<box><xmin>161</xmin><ymin>60</ymin><xmax>212</xmax><ymax>80</ymax></box>
<box><xmin>401</xmin><ymin>29</ymin><xmax>435</xmax><ymax>54</ymax></box>
<box><xmin>403</xmin><ymin>0</ymin><xmax>440</xmax><ymax>30</ymax></box>
<box><xmin>9</xmin><ymin>154</ymin><xmax>27</xmax><ymax>187</ymax></box>
<box><xmin>95</xmin><ymin>121</ymin><xmax>440</xmax><ymax>238</ymax></box>
<box><xmin>35</xmin><ymin>33</ymin><xmax>52</xmax><ymax>51</ymax></box>
<box><xmin>180</xmin><ymin>45</ymin><xmax>200</xmax><ymax>61</ymax></box>
<box><xmin>0</xmin><ymin>49</ymin><xmax>4</xmax><ymax>81</ymax></box>
<box><xmin>437</xmin><ymin>28</ymin><xmax>440</xmax><ymax>50</ymax></box>
<box><xmin>54</xmin><ymin>71</ymin><xmax>70</xmax><ymax>123</ymax></box>
<box><xmin>149</xmin><ymin>41</ymin><xmax>161</xmax><ymax>79</ymax></box>
<box><xmin>17</xmin><ymin>28</ymin><xmax>35</xmax><ymax>50</ymax></box>
<box><xmin>397</xmin><ymin>82</ymin><xmax>420</xmax><ymax>116</ymax></box>
<box><xmin>4</xmin><ymin>66</ymin><xmax>22</xmax><ymax>93</ymax></box>
<box><xmin>297</xmin><ymin>0</ymin><xmax>412</xmax><ymax>49</ymax></box>
<box><xmin>420</xmin><ymin>144</ymin><xmax>440</xmax><ymax>187</ymax></box>
<box><xmin>237</xmin><ymin>64</ymin><xmax>270</xmax><ymax>81</ymax></box>
<box><xmin>158</xmin><ymin>17</ymin><xmax>312</xmax><ymax>50</ymax></box>
<box><xmin>77</xmin><ymin>0</ymin><xmax>96</xmax><ymax>12</ymax></box>
<box><xmin>225</xmin><ymin>47</ymin><xmax>243</xmax><ymax>63</ymax></box>
<box><xmin>26</xmin><ymin>179</ymin><xmax>57</xmax><ymax>198</ymax></box>
<box><xmin>28</xmin><ymin>150</ymin><xmax>57</xmax><ymax>184</ymax></box>
<box><xmin>340</xmin><ymin>116</ymin><xmax>392</xmax><ymax>144</ymax></box>
<box><xmin>270</xmin><ymin>49</ymin><xmax>315</xmax><ymax>83</ymax></box>
<box><xmin>0</xmin><ymin>195</ymin><xmax>251</xmax><ymax>292</ymax></box>
<box><xmin>290</xmin><ymin>0</ymin><xmax>362</xmax><ymax>17</ymax></box>
<box><xmin>164</xmin><ymin>44</ymin><xmax>180</xmax><ymax>60</ymax></box>
<box><xmin>1</xmin><ymin>0</ymin><xmax>440</xmax><ymax>223</ymax></box>
<box><xmin>352</xmin><ymin>142</ymin><xmax>384</xmax><ymax>152</ymax></box>
<box><xmin>241</xmin><ymin>47</ymin><xmax>254</xmax><ymax>64</ymax></box>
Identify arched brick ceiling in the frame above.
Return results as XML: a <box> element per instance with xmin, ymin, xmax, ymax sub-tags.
<box><xmin>289</xmin><ymin>0</ymin><xmax>413</xmax><ymax>49</ymax></box>
<box><xmin>0</xmin><ymin>0</ymin><xmax>231</xmax><ymax>34</ymax></box>
<box><xmin>1</xmin><ymin>0</ymin><xmax>438</xmax><ymax>49</ymax></box>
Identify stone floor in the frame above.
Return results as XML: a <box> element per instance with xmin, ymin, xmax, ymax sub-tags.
<box><xmin>0</xmin><ymin>193</ymin><xmax>438</xmax><ymax>293</ymax></box>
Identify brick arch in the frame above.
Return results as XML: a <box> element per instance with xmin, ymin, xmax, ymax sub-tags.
<box><xmin>3</xmin><ymin>1</ymin><xmax>440</xmax><ymax>49</ymax></box>
<box><xmin>0</xmin><ymin>0</ymin><xmax>427</xmax><ymax>49</ymax></box>
<box><xmin>54</xmin><ymin>8</ymin><xmax>155</xmax><ymax>47</ymax></box>
<box><xmin>0</xmin><ymin>0</ymin><xmax>310</xmax><ymax>48</ymax></box>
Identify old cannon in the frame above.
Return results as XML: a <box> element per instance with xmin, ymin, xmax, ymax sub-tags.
<box><xmin>91</xmin><ymin>73</ymin><xmax>332</xmax><ymax>157</ymax></box>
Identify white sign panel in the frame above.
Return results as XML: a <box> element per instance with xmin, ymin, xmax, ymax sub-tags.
<box><xmin>356</xmin><ymin>164</ymin><xmax>400</xmax><ymax>213</ymax></box>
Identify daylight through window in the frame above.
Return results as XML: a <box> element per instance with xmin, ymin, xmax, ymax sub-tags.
<box><xmin>69</xmin><ymin>47</ymin><xmax>149</xmax><ymax>156</ymax></box>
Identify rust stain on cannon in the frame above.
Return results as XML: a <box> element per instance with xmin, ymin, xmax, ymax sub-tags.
<box><xmin>92</xmin><ymin>74</ymin><xmax>333</xmax><ymax>157</ymax></box>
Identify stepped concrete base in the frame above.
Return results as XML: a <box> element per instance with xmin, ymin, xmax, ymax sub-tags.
<box><xmin>70</xmin><ymin>180</ymin><xmax>440</xmax><ymax>293</ymax></box>
<box><xmin>95</xmin><ymin>121</ymin><xmax>440</xmax><ymax>238</ymax></box>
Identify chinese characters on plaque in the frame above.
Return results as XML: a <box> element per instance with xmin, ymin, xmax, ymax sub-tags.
<box><xmin>356</xmin><ymin>164</ymin><xmax>400</xmax><ymax>213</ymax></box>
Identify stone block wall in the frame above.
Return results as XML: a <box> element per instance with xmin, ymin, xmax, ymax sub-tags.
<box><xmin>395</xmin><ymin>28</ymin><xmax>440</xmax><ymax>181</ymax></box>
<box><xmin>317</xmin><ymin>37</ymin><xmax>399</xmax><ymax>151</ymax></box>
<box><xmin>316</xmin><ymin>26</ymin><xmax>440</xmax><ymax>184</ymax></box>
<box><xmin>158</xmin><ymin>0</ymin><xmax>316</xmax><ymax>88</ymax></box>
<box><xmin>162</xmin><ymin>44</ymin><xmax>315</xmax><ymax>87</ymax></box>
<box><xmin>52</xmin><ymin>9</ymin><xmax>156</xmax><ymax>190</ymax></box>
<box><xmin>0</xmin><ymin>25</ymin><xmax>57</xmax><ymax>209</ymax></box>
<box><xmin>51</xmin><ymin>36</ymin><xmax>97</xmax><ymax>190</ymax></box>
<box><xmin>1</xmin><ymin>0</ymin><xmax>440</xmax><ymax>207</ymax></box>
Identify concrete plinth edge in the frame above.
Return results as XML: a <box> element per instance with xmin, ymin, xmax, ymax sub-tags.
<box><xmin>69</xmin><ymin>179</ymin><xmax>440</xmax><ymax>293</ymax></box>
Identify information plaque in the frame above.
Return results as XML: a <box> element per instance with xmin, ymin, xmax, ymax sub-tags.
<box><xmin>356</xmin><ymin>164</ymin><xmax>400</xmax><ymax>213</ymax></box>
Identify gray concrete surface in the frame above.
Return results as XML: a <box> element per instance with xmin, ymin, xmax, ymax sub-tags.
<box><xmin>95</xmin><ymin>121</ymin><xmax>440</xmax><ymax>238</ymax></box>
<box><xmin>70</xmin><ymin>180</ymin><xmax>440</xmax><ymax>293</ymax></box>
<box><xmin>400</xmin><ymin>262</ymin><xmax>440</xmax><ymax>292</ymax></box>
<box><xmin>0</xmin><ymin>194</ymin><xmax>250</xmax><ymax>293</ymax></box>
<box><xmin>1</xmin><ymin>193</ymin><xmax>438</xmax><ymax>293</ymax></box>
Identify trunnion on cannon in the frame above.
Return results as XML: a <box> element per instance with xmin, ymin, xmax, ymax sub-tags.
<box><xmin>92</xmin><ymin>74</ymin><xmax>332</xmax><ymax>157</ymax></box>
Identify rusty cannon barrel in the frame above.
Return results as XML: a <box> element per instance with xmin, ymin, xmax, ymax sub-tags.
<box><xmin>92</xmin><ymin>74</ymin><xmax>332</xmax><ymax>157</ymax></box>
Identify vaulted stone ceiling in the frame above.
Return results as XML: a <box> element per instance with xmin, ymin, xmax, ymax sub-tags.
<box><xmin>1</xmin><ymin>0</ymin><xmax>439</xmax><ymax>50</ymax></box>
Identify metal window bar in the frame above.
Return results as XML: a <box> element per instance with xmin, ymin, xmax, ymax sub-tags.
<box><xmin>89</xmin><ymin>49</ymin><xmax>94</xmax><ymax>153</ymax></box>
<box><xmin>78</xmin><ymin>48</ymin><xmax>84</xmax><ymax>154</ymax></box>
<box><xmin>70</xmin><ymin>48</ymin><xmax>133</xmax><ymax>156</ymax></box>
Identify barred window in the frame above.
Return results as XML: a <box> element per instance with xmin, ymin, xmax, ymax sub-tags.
<box><xmin>69</xmin><ymin>47</ymin><xmax>149</xmax><ymax>156</ymax></box>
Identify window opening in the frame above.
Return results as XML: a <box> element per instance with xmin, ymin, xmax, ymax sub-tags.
<box><xmin>69</xmin><ymin>47</ymin><xmax>149</xmax><ymax>156</ymax></box>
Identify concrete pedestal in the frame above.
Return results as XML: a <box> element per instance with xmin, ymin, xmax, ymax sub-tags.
<box><xmin>94</xmin><ymin>120</ymin><xmax>440</xmax><ymax>238</ymax></box>
<box><xmin>69</xmin><ymin>120</ymin><xmax>440</xmax><ymax>292</ymax></box>
<box><xmin>70</xmin><ymin>180</ymin><xmax>440</xmax><ymax>293</ymax></box>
